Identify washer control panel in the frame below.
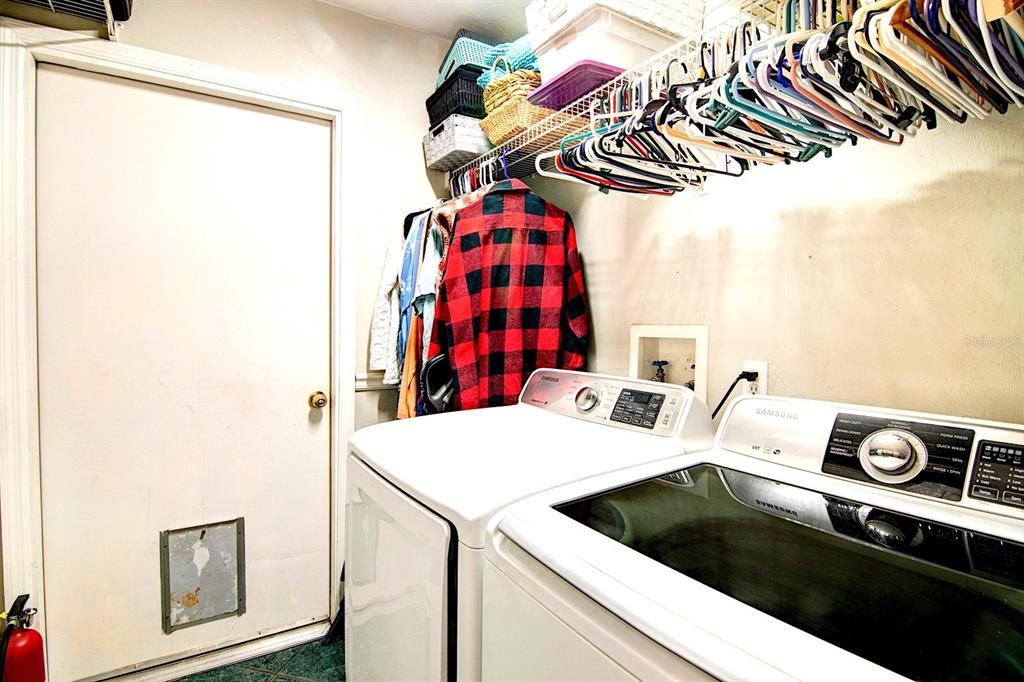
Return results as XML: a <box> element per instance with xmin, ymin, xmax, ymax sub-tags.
<box><xmin>968</xmin><ymin>441</ymin><xmax>1024</xmax><ymax>509</ymax></box>
<box><xmin>719</xmin><ymin>396</ymin><xmax>1024</xmax><ymax>519</ymax></box>
<box><xmin>822</xmin><ymin>413</ymin><xmax>974</xmax><ymax>501</ymax></box>
<box><xmin>520</xmin><ymin>369</ymin><xmax>691</xmax><ymax>436</ymax></box>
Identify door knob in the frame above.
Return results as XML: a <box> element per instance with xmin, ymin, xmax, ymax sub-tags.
<box><xmin>309</xmin><ymin>391</ymin><xmax>328</xmax><ymax>409</ymax></box>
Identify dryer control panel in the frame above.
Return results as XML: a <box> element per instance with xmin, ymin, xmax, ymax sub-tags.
<box><xmin>519</xmin><ymin>369</ymin><xmax>694</xmax><ymax>437</ymax></box>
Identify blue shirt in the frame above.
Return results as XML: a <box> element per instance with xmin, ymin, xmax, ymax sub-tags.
<box><xmin>397</xmin><ymin>210</ymin><xmax>430</xmax><ymax>368</ymax></box>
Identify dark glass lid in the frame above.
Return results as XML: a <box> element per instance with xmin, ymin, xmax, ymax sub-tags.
<box><xmin>555</xmin><ymin>465</ymin><xmax>1024</xmax><ymax>681</ymax></box>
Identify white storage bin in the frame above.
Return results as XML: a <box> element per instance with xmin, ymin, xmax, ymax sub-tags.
<box><xmin>527</xmin><ymin>0</ymin><xmax>703</xmax><ymax>52</ymax></box>
<box><xmin>533</xmin><ymin>5</ymin><xmax>680</xmax><ymax>80</ymax></box>
<box><xmin>423</xmin><ymin>114</ymin><xmax>493</xmax><ymax>171</ymax></box>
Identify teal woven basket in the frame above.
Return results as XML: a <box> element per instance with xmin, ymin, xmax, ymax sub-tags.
<box><xmin>436</xmin><ymin>36</ymin><xmax>493</xmax><ymax>87</ymax></box>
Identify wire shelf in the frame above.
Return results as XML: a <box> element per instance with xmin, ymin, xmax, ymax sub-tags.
<box><xmin>449</xmin><ymin>0</ymin><xmax>784</xmax><ymax>189</ymax></box>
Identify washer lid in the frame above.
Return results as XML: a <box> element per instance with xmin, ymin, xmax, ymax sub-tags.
<box><xmin>498</xmin><ymin>462</ymin><xmax>1024</xmax><ymax>681</ymax></box>
<box><xmin>349</xmin><ymin>401</ymin><xmax>711</xmax><ymax>548</ymax></box>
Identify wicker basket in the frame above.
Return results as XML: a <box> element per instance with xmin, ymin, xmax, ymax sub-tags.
<box><xmin>483</xmin><ymin>56</ymin><xmax>543</xmax><ymax>114</ymax></box>
<box><xmin>479</xmin><ymin>97</ymin><xmax>586</xmax><ymax>146</ymax></box>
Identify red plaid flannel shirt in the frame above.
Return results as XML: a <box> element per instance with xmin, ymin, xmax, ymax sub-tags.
<box><xmin>428</xmin><ymin>180</ymin><xmax>589</xmax><ymax>410</ymax></box>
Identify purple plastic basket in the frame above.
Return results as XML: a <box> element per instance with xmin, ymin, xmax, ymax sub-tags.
<box><xmin>528</xmin><ymin>60</ymin><xmax>625</xmax><ymax>109</ymax></box>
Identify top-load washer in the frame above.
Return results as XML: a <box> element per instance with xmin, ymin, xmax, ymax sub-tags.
<box><xmin>344</xmin><ymin>369</ymin><xmax>715</xmax><ymax>682</ymax></box>
<box><xmin>482</xmin><ymin>395</ymin><xmax>1024</xmax><ymax>681</ymax></box>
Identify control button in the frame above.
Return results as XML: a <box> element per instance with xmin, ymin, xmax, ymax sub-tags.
<box><xmin>667</xmin><ymin>396</ymin><xmax>679</xmax><ymax>407</ymax></box>
<box><xmin>630</xmin><ymin>417</ymin><xmax>643</xmax><ymax>425</ymax></box>
<box><xmin>661</xmin><ymin>411</ymin><xmax>674</xmax><ymax>425</ymax></box>
<box><xmin>972</xmin><ymin>485</ymin><xmax>999</xmax><ymax>500</ymax></box>
<box><xmin>575</xmin><ymin>386</ymin><xmax>601</xmax><ymax>414</ymax></box>
<box><xmin>642</xmin><ymin>419</ymin><xmax>655</xmax><ymax>427</ymax></box>
<box><xmin>1003</xmin><ymin>491</ymin><xmax>1024</xmax><ymax>507</ymax></box>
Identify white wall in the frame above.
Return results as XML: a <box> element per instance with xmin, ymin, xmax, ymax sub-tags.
<box><xmin>114</xmin><ymin>0</ymin><xmax>447</xmax><ymax>427</ymax></box>
<box><xmin>531</xmin><ymin>111</ymin><xmax>1024</xmax><ymax>424</ymax></box>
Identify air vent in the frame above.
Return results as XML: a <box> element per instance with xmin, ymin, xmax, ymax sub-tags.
<box><xmin>10</xmin><ymin>0</ymin><xmax>132</xmax><ymax>25</ymax></box>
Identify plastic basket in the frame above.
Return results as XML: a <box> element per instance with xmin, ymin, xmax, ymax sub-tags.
<box><xmin>526</xmin><ymin>0</ymin><xmax>704</xmax><ymax>48</ymax></box>
<box><xmin>533</xmin><ymin>5</ymin><xmax>678</xmax><ymax>80</ymax></box>
<box><xmin>426</xmin><ymin>64</ymin><xmax>486</xmax><ymax>127</ymax></box>
<box><xmin>423</xmin><ymin>114</ymin><xmax>493</xmax><ymax>171</ymax></box>
<box><xmin>437</xmin><ymin>34</ymin><xmax>496</xmax><ymax>87</ymax></box>
<box><xmin>440</xmin><ymin>28</ymin><xmax>497</xmax><ymax>68</ymax></box>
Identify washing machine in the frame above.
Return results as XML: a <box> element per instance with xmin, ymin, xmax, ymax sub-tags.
<box><xmin>344</xmin><ymin>369</ymin><xmax>715</xmax><ymax>682</ymax></box>
<box><xmin>482</xmin><ymin>395</ymin><xmax>1024</xmax><ymax>681</ymax></box>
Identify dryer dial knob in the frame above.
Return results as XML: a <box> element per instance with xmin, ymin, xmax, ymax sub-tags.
<box><xmin>575</xmin><ymin>386</ymin><xmax>601</xmax><ymax>413</ymax></box>
<box><xmin>859</xmin><ymin>429</ymin><xmax>928</xmax><ymax>484</ymax></box>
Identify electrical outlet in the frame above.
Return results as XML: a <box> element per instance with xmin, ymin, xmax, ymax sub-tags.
<box><xmin>742</xmin><ymin>360</ymin><xmax>769</xmax><ymax>395</ymax></box>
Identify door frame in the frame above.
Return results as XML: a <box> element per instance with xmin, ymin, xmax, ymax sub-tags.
<box><xmin>0</xmin><ymin>17</ymin><xmax>354</xmax><ymax>675</ymax></box>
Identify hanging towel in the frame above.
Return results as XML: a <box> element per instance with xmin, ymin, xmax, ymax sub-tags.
<box><xmin>397</xmin><ymin>315</ymin><xmax>423</xmax><ymax>419</ymax></box>
<box><xmin>369</xmin><ymin>234</ymin><xmax>404</xmax><ymax>384</ymax></box>
<box><xmin>476</xmin><ymin>35</ymin><xmax>539</xmax><ymax>88</ymax></box>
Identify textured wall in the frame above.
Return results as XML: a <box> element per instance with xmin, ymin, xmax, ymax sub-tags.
<box><xmin>531</xmin><ymin>110</ymin><xmax>1024</xmax><ymax>423</ymax></box>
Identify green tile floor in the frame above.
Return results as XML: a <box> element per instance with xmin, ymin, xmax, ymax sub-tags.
<box><xmin>178</xmin><ymin>638</ymin><xmax>345</xmax><ymax>681</ymax></box>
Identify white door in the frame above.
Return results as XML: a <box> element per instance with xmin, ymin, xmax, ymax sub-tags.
<box><xmin>35</xmin><ymin>64</ymin><xmax>333</xmax><ymax>680</ymax></box>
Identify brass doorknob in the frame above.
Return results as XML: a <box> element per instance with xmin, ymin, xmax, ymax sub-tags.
<box><xmin>309</xmin><ymin>391</ymin><xmax>328</xmax><ymax>409</ymax></box>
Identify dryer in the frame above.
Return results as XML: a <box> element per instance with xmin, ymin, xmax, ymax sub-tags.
<box><xmin>483</xmin><ymin>395</ymin><xmax>1024</xmax><ymax>681</ymax></box>
<box><xmin>344</xmin><ymin>369</ymin><xmax>715</xmax><ymax>682</ymax></box>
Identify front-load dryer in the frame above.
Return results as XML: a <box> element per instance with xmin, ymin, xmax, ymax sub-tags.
<box><xmin>483</xmin><ymin>395</ymin><xmax>1024</xmax><ymax>681</ymax></box>
<box><xmin>344</xmin><ymin>369</ymin><xmax>715</xmax><ymax>682</ymax></box>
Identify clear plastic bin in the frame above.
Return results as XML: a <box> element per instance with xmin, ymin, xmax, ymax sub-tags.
<box><xmin>527</xmin><ymin>0</ymin><xmax>703</xmax><ymax>51</ymax></box>
<box><xmin>533</xmin><ymin>5</ymin><xmax>680</xmax><ymax>81</ymax></box>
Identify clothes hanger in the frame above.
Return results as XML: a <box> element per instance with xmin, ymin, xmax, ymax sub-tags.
<box><xmin>915</xmin><ymin>0</ymin><xmax>1012</xmax><ymax>110</ymax></box>
<box><xmin>973</xmin><ymin>0</ymin><xmax>1024</xmax><ymax>99</ymax></box>
<box><xmin>875</xmin><ymin>1</ymin><xmax>991</xmax><ymax>116</ymax></box>
<box><xmin>788</xmin><ymin>30</ymin><xmax>911</xmax><ymax>140</ymax></box>
<box><xmin>940</xmin><ymin>0</ymin><xmax>1022</xmax><ymax>105</ymax></box>
<box><xmin>849</xmin><ymin>0</ymin><xmax>953</xmax><ymax>124</ymax></box>
<box><xmin>731</xmin><ymin>39</ymin><xmax>849</xmax><ymax>146</ymax></box>
<box><xmin>798</xmin><ymin>27</ymin><xmax>917</xmax><ymax>138</ymax></box>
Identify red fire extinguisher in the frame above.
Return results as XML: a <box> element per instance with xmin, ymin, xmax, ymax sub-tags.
<box><xmin>0</xmin><ymin>594</ymin><xmax>45</xmax><ymax>682</ymax></box>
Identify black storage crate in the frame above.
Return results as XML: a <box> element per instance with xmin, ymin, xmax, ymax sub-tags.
<box><xmin>426</xmin><ymin>64</ymin><xmax>485</xmax><ymax>127</ymax></box>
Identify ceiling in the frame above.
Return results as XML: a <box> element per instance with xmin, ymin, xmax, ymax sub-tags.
<box><xmin>320</xmin><ymin>0</ymin><xmax>529</xmax><ymax>41</ymax></box>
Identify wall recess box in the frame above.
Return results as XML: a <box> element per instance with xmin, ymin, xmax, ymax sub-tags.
<box><xmin>629</xmin><ymin>325</ymin><xmax>710</xmax><ymax>403</ymax></box>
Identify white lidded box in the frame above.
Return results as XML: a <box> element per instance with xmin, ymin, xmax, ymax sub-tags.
<box><xmin>532</xmin><ymin>4</ymin><xmax>683</xmax><ymax>80</ymax></box>
<box><xmin>423</xmin><ymin>114</ymin><xmax>493</xmax><ymax>171</ymax></box>
<box><xmin>527</xmin><ymin>0</ymin><xmax>704</xmax><ymax>58</ymax></box>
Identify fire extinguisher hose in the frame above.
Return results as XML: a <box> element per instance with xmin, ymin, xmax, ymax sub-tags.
<box><xmin>0</xmin><ymin>621</ymin><xmax>14</xmax><ymax>679</ymax></box>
